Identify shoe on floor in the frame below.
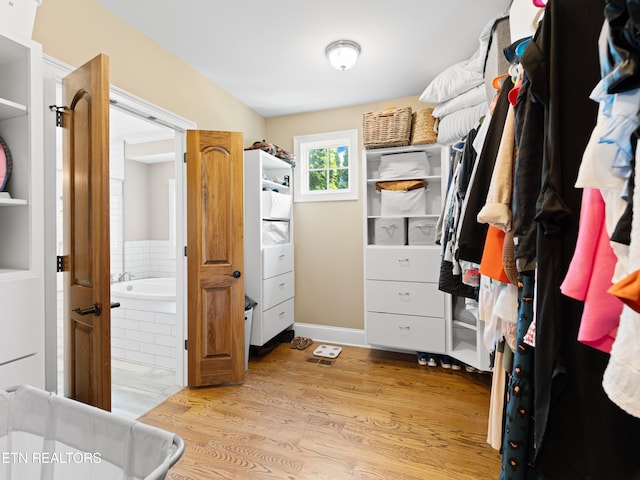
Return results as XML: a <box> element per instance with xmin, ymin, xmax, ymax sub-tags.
<box><xmin>427</xmin><ymin>354</ymin><xmax>438</xmax><ymax>367</ymax></box>
<box><xmin>440</xmin><ymin>356</ymin><xmax>452</xmax><ymax>369</ymax></box>
<box><xmin>290</xmin><ymin>336</ymin><xmax>302</xmax><ymax>349</ymax></box>
<box><xmin>465</xmin><ymin>365</ymin><xmax>478</xmax><ymax>373</ymax></box>
<box><xmin>296</xmin><ymin>337</ymin><xmax>313</xmax><ymax>350</ymax></box>
<box><xmin>451</xmin><ymin>359</ymin><xmax>462</xmax><ymax>371</ymax></box>
<box><xmin>417</xmin><ymin>353</ymin><xmax>428</xmax><ymax>366</ymax></box>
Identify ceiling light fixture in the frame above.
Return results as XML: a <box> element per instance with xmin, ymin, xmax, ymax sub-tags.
<box><xmin>325</xmin><ymin>40</ymin><xmax>361</xmax><ymax>71</ymax></box>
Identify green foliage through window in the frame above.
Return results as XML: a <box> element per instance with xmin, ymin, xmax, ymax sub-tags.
<box><xmin>308</xmin><ymin>145</ymin><xmax>349</xmax><ymax>191</ymax></box>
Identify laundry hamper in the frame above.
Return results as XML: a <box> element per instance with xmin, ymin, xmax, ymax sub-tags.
<box><xmin>0</xmin><ymin>385</ymin><xmax>184</xmax><ymax>480</ymax></box>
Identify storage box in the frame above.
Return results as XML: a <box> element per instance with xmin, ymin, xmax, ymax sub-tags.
<box><xmin>371</xmin><ymin>218</ymin><xmax>407</xmax><ymax>245</ymax></box>
<box><xmin>261</xmin><ymin>190</ymin><xmax>292</xmax><ymax>219</ymax></box>
<box><xmin>408</xmin><ymin>217</ymin><xmax>437</xmax><ymax>245</ymax></box>
<box><xmin>379</xmin><ymin>151</ymin><xmax>430</xmax><ymax>179</ymax></box>
<box><xmin>380</xmin><ymin>187</ymin><xmax>427</xmax><ymax>216</ymax></box>
<box><xmin>0</xmin><ymin>0</ymin><xmax>41</xmax><ymax>40</ymax></box>
<box><xmin>411</xmin><ymin>108</ymin><xmax>437</xmax><ymax>145</ymax></box>
<box><xmin>262</xmin><ymin>220</ymin><xmax>290</xmax><ymax>245</ymax></box>
<box><xmin>363</xmin><ymin>107</ymin><xmax>412</xmax><ymax>149</ymax></box>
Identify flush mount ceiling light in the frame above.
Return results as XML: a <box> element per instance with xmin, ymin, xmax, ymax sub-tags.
<box><xmin>325</xmin><ymin>40</ymin><xmax>361</xmax><ymax>71</ymax></box>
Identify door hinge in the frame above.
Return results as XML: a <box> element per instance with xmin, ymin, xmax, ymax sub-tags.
<box><xmin>184</xmin><ymin>246</ymin><xmax>187</xmax><ymax>257</ymax></box>
<box><xmin>183</xmin><ymin>152</ymin><xmax>187</xmax><ymax>163</ymax></box>
<box><xmin>184</xmin><ymin>339</ymin><xmax>188</xmax><ymax>350</ymax></box>
<box><xmin>49</xmin><ymin>105</ymin><xmax>67</xmax><ymax>127</ymax></box>
<box><xmin>56</xmin><ymin>255</ymin><xmax>67</xmax><ymax>272</ymax></box>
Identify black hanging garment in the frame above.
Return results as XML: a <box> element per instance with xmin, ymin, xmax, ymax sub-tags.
<box><xmin>519</xmin><ymin>1</ymin><xmax>640</xmax><ymax>478</ymax></box>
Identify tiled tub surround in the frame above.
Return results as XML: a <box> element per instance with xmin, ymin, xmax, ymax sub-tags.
<box><xmin>111</xmin><ymin>277</ymin><xmax>177</xmax><ymax>369</ymax></box>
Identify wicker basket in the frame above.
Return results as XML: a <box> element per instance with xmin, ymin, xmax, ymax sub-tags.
<box><xmin>411</xmin><ymin>108</ymin><xmax>437</xmax><ymax>145</ymax></box>
<box><xmin>363</xmin><ymin>107</ymin><xmax>412</xmax><ymax>149</ymax></box>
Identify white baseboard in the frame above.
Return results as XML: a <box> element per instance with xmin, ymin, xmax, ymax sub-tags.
<box><xmin>292</xmin><ymin>323</ymin><xmax>368</xmax><ymax>348</ymax></box>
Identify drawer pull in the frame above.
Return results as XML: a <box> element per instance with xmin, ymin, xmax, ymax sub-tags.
<box><xmin>397</xmin><ymin>291</ymin><xmax>410</xmax><ymax>296</ymax></box>
<box><xmin>279</xmin><ymin>311</ymin><xmax>286</xmax><ymax>317</ymax></box>
<box><xmin>279</xmin><ymin>283</ymin><xmax>286</xmax><ymax>288</ymax></box>
<box><xmin>397</xmin><ymin>258</ymin><xmax>410</xmax><ymax>264</ymax></box>
<box><xmin>279</xmin><ymin>254</ymin><xmax>286</xmax><ymax>259</ymax></box>
<box><xmin>399</xmin><ymin>325</ymin><xmax>411</xmax><ymax>330</ymax></box>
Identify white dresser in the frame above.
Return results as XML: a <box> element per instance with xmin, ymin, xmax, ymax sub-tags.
<box><xmin>243</xmin><ymin>149</ymin><xmax>295</xmax><ymax>346</ymax></box>
<box><xmin>363</xmin><ymin>144</ymin><xmax>446</xmax><ymax>354</ymax></box>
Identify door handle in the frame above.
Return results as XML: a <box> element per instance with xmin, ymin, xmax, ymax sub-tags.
<box><xmin>110</xmin><ymin>302</ymin><xmax>121</xmax><ymax>309</ymax></box>
<box><xmin>73</xmin><ymin>303</ymin><xmax>101</xmax><ymax>316</ymax></box>
<box><xmin>227</xmin><ymin>270</ymin><xmax>241</xmax><ymax>278</ymax></box>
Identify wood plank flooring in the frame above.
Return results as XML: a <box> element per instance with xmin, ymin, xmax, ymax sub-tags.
<box><xmin>139</xmin><ymin>344</ymin><xmax>501</xmax><ymax>480</ymax></box>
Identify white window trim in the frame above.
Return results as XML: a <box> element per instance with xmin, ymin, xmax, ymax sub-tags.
<box><xmin>293</xmin><ymin>129</ymin><xmax>359</xmax><ymax>202</ymax></box>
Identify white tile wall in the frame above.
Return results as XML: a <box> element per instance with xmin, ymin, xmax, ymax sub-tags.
<box><xmin>121</xmin><ymin>240</ymin><xmax>176</xmax><ymax>280</ymax></box>
<box><xmin>111</xmin><ymin>303</ymin><xmax>177</xmax><ymax>369</ymax></box>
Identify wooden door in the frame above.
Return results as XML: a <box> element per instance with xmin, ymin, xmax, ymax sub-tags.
<box><xmin>186</xmin><ymin>130</ymin><xmax>245</xmax><ymax>387</ymax></box>
<box><xmin>62</xmin><ymin>54</ymin><xmax>111</xmax><ymax>410</ymax></box>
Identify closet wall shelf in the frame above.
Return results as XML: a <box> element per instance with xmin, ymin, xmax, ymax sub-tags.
<box><xmin>0</xmin><ymin>198</ymin><xmax>27</xmax><ymax>206</ymax></box>
<box><xmin>0</xmin><ymin>97</ymin><xmax>27</xmax><ymax>121</ymax></box>
<box><xmin>452</xmin><ymin>319</ymin><xmax>477</xmax><ymax>331</ymax></box>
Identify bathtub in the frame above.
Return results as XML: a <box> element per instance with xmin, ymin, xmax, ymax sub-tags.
<box><xmin>111</xmin><ymin>277</ymin><xmax>176</xmax><ymax>302</ymax></box>
<box><xmin>111</xmin><ymin>277</ymin><xmax>176</xmax><ymax>315</ymax></box>
<box><xmin>111</xmin><ymin>277</ymin><xmax>178</xmax><ymax>368</ymax></box>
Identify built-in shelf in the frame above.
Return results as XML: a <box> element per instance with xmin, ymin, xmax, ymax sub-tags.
<box><xmin>0</xmin><ymin>198</ymin><xmax>27</xmax><ymax>206</ymax></box>
<box><xmin>453</xmin><ymin>319</ymin><xmax>477</xmax><ymax>331</ymax></box>
<box><xmin>0</xmin><ymin>97</ymin><xmax>27</xmax><ymax>121</ymax></box>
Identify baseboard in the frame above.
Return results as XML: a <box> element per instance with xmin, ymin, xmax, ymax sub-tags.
<box><xmin>292</xmin><ymin>323</ymin><xmax>368</xmax><ymax>348</ymax></box>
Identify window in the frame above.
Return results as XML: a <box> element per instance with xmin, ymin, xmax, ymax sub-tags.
<box><xmin>293</xmin><ymin>129</ymin><xmax>358</xmax><ymax>202</ymax></box>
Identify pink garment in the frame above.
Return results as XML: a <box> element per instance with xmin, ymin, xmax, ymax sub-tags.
<box><xmin>560</xmin><ymin>188</ymin><xmax>621</xmax><ymax>352</ymax></box>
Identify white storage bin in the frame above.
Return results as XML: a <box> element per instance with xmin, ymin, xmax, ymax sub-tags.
<box><xmin>262</xmin><ymin>220</ymin><xmax>290</xmax><ymax>245</ymax></box>
<box><xmin>408</xmin><ymin>217</ymin><xmax>437</xmax><ymax>245</ymax></box>
<box><xmin>0</xmin><ymin>385</ymin><xmax>183</xmax><ymax>480</ymax></box>
<box><xmin>379</xmin><ymin>151</ymin><xmax>430</xmax><ymax>179</ymax></box>
<box><xmin>0</xmin><ymin>0</ymin><xmax>41</xmax><ymax>39</ymax></box>
<box><xmin>372</xmin><ymin>218</ymin><xmax>407</xmax><ymax>245</ymax></box>
<box><xmin>261</xmin><ymin>190</ymin><xmax>292</xmax><ymax>219</ymax></box>
<box><xmin>381</xmin><ymin>187</ymin><xmax>427</xmax><ymax>216</ymax></box>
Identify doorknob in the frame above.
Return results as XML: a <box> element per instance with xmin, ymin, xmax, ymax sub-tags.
<box><xmin>73</xmin><ymin>303</ymin><xmax>101</xmax><ymax>316</ymax></box>
<box><xmin>227</xmin><ymin>270</ymin><xmax>241</xmax><ymax>278</ymax></box>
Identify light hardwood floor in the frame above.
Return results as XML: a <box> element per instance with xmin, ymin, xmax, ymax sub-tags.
<box><xmin>140</xmin><ymin>344</ymin><xmax>501</xmax><ymax>479</ymax></box>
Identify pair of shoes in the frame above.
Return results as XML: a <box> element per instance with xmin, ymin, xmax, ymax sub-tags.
<box><xmin>291</xmin><ymin>337</ymin><xmax>313</xmax><ymax>350</ymax></box>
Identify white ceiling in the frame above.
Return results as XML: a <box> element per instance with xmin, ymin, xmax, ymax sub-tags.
<box><xmin>96</xmin><ymin>0</ymin><xmax>512</xmax><ymax>118</ymax></box>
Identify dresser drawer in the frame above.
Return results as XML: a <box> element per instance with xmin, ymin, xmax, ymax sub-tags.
<box><xmin>366</xmin><ymin>279</ymin><xmax>444</xmax><ymax>317</ymax></box>
<box><xmin>262</xmin><ymin>298</ymin><xmax>295</xmax><ymax>344</ymax></box>
<box><xmin>366</xmin><ymin>247</ymin><xmax>440</xmax><ymax>282</ymax></box>
<box><xmin>263</xmin><ymin>271</ymin><xmax>295</xmax><ymax>310</ymax></box>
<box><xmin>366</xmin><ymin>312</ymin><xmax>445</xmax><ymax>352</ymax></box>
<box><xmin>263</xmin><ymin>244</ymin><xmax>294</xmax><ymax>279</ymax></box>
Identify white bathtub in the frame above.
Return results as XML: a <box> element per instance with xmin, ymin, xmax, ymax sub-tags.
<box><xmin>111</xmin><ymin>277</ymin><xmax>177</xmax><ymax>316</ymax></box>
<box><xmin>111</xmin><ymin>277</ymin><xmax>176</xmax><ymax>302</ymax></box>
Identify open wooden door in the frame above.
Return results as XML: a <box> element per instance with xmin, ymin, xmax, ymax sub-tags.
<box><xmin>61</xmin><ymin>54</ymin><xmax>111</xmax><ymax>410</ymax></box>
<box><xmin>186</xmin><ymin>130</ymin><xmax>245</xmax><ymax>387</ymax></box>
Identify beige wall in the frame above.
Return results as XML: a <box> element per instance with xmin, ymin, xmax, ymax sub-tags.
<box><xmin>34</xmin><ymin>0</ymin><xmax>435</xmax><ymax>333</ymax></box>
<box><xmin>266</xmin><ymin>97</ymin><xmax>432</xmax><ymax>330</ymax></box>
<box><xmin>33</xmin><ymin>0</ymin><xmax>266</xmax><ymax>144</ymax></box>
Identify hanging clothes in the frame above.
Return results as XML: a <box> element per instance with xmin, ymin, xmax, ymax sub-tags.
<box><xmin>456</xmin><ymin>78</ymin><xmax>513</xmax><ymax>264</ymax></box>
<box><xmin>519</xmin><ymin>0</ymin><xmax>640</xmax><ymax>478</ymax></box>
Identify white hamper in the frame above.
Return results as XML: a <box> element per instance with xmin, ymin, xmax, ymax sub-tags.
<box><xmin>380</xmin><ymin>188</ymin><xmax>427</xmax><ymax>216</ymax></box>
<box><xmin>0</xmin><ymin>386</ymin><xmax>184</xmax><ymax>480</ymax></box>
<box><xmin>378</xmin><ymin>151</ymin><xmax>430</xmax><ymax>179</ymax></box>
<box><xmin>372</xmin><ymin>218</ymin><xmax>407</xmax><ymax>245</ymax></box>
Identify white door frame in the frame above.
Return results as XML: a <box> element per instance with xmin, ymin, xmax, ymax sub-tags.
<box><xmin>43</xmin><ymin>55</ymin><xmax>195</xmax><ymax>391</ymax></box>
